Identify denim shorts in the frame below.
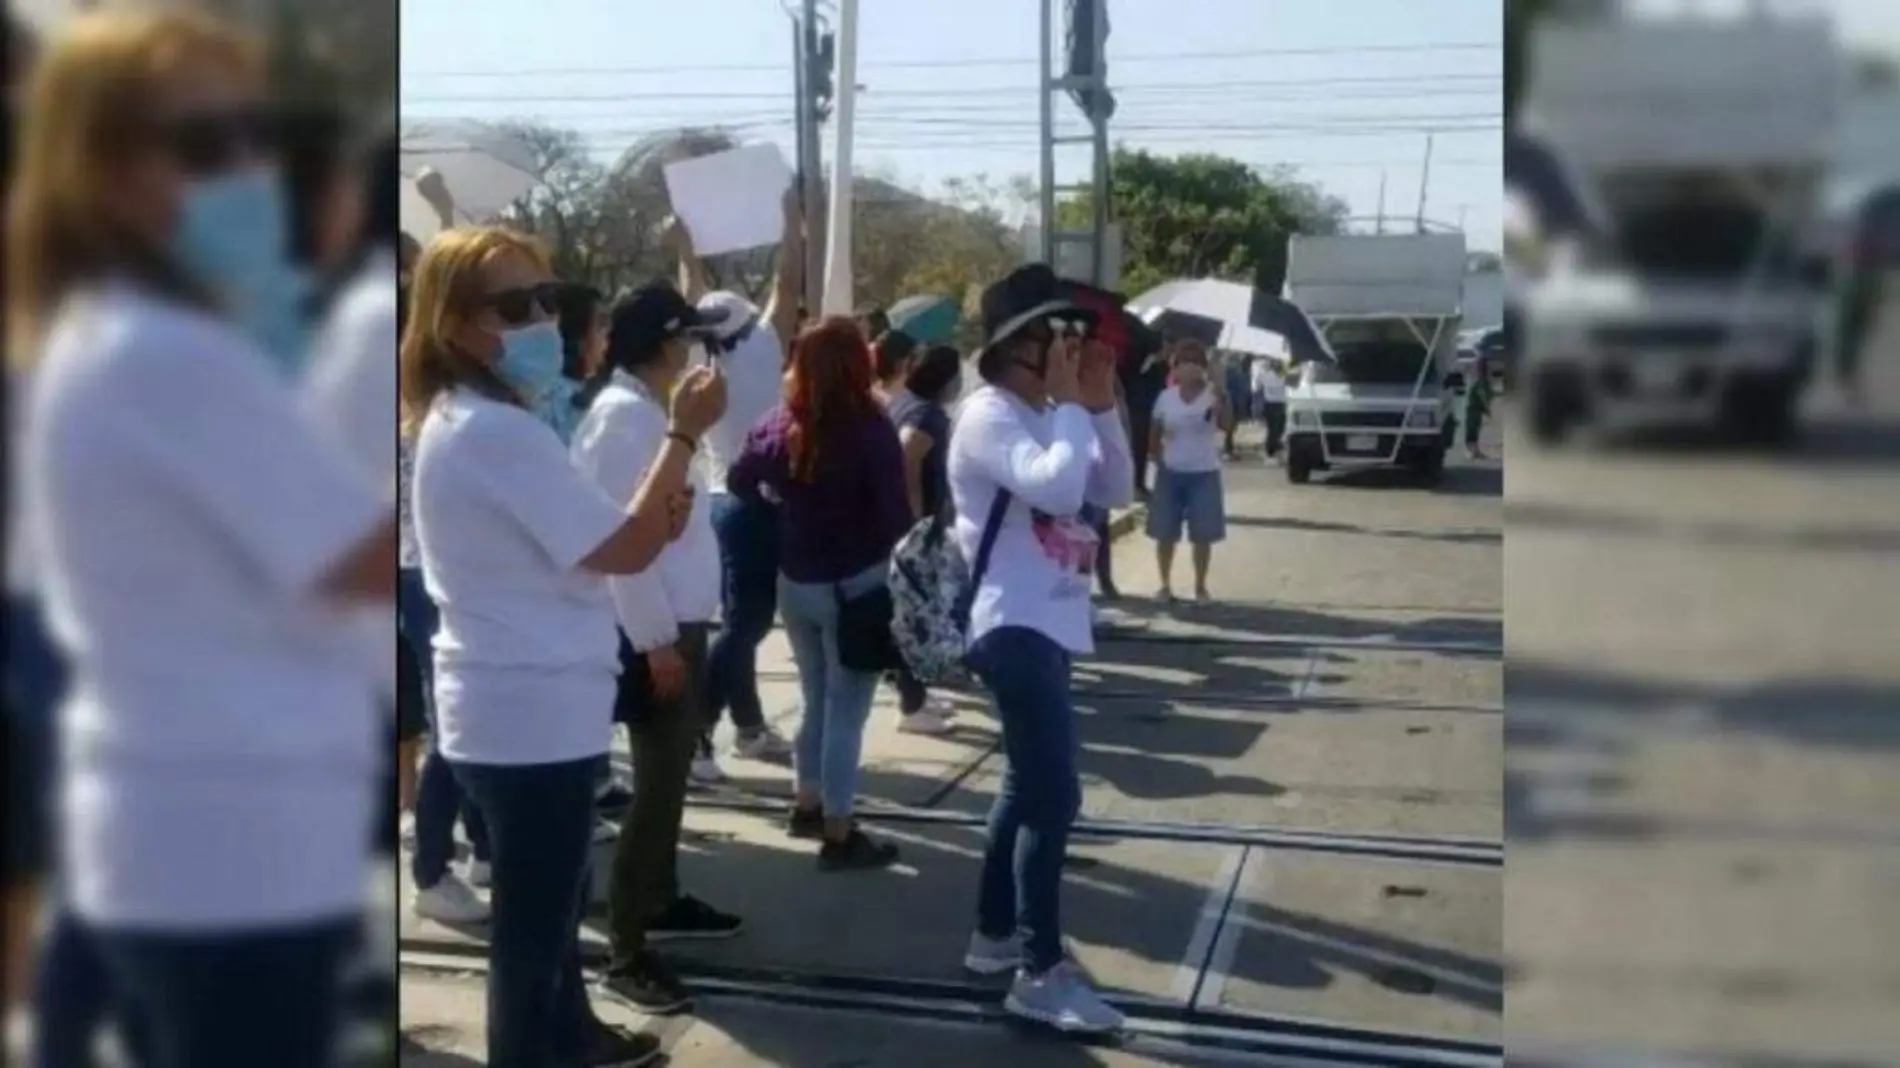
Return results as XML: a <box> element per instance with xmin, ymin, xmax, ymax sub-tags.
<box><xmin>1145</xmin><ymin>466</ymin><xmax>1226</xmax><ymax>544</ymax></box>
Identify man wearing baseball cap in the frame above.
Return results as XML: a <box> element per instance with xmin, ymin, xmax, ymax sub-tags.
<box><xmin>570</xmin><ymin>280</ymin><xmax>743</xmax><ymax>1015</ymax></box>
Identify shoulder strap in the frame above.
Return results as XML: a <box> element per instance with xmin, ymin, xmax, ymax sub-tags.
<box><xmin>957</xmin><ymin>488</ymin><xmax>1012</xmax><ymax>628</ymax></box>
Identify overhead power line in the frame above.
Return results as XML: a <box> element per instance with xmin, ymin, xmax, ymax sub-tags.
<box><xmin>404</xmin><ymin>40</ymin><xmax>1503</xmax><ymax>79</ymax></box>
<box><xmin>402</xmin><ymin>71</ymin><xmax>1502</xmax><ymax>106</ymax></box>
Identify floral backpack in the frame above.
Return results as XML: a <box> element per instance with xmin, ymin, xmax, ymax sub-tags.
<box><xmin>889</xmin><ymin>490</ymin><xmax>1012</xmax><ymax>684</ymax></box>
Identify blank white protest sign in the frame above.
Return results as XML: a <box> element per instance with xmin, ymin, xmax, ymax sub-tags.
<box><xmin>662</xmin><ymin>144</ymin><xmax>794</xmax><ymax>258</ymax></box>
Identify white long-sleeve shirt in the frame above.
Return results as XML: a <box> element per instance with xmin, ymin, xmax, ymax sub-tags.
<box><xmin>946</xmin><ymin>385</ymin><xmax>1134</xmax><ymax>655</ymax></box>
<box><xmin>569</xmin><ymin>371</ymin><xmax>720</xmax><ymax>651</ymax></box>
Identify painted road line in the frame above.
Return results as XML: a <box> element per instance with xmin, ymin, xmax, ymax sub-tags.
<box><xmin>1172</xmin><ymin>845</ymin><xmax>1251</xmax><ymax>1003</ymax></box>
<box><xmin>1194</xmin><ymin>846</ymin><xmax>1270</xmax><ymax>1012</ymax></box>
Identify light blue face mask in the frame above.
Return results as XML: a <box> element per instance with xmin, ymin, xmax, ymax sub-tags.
<box><xmin>171</xmin><ymin>168</ymin><xmax>312</xmax><ymax>375</ymax></box>
<box><xmin>493</xmin><ymin>321</ymin><xmax>580</xmax><ymax>441</ymax></box>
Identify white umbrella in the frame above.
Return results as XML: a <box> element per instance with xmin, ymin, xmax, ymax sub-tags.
<box><xmin>398</xmin><ymin>176</ymin><xmax>445</xmax><ymax>245</ymax></box>
<box><xmin>399</xmin><ymin>120</ymin><xmax>543</xmax><ymax>224</ymax></box>
<box><xmin>1129</xmin><ymin>278</ymin><xmax>1285</xmax><ymax>356</ymax></box>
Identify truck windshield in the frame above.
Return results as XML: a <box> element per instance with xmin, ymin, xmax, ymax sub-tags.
<box><xmin>1306</xmin><ymin>319</ymin><xmax>1441</xmax><ymax>385</ymax></box>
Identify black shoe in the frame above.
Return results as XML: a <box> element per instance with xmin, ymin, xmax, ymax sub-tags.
<box><xmin>582</xmin><ymin>1021</ymin><xmax>664</xmax><ymax>1067</ymax></box>
<box><xmin>647</xmin><ymin>894</ymin><xmax>743</xmax><ymax>942</ymax></box>
<box><xmin>597</xmin><ymin>951</ymin><xmax>693</xmax><ymax>1015</ymax></box>
<box><xmin>786</xmin><ymin>805</ymin><xmax>823</xmax><ymax>840</ymax></box>
<box><xmin>595</xmin><ymin>781</ymin><xmax>634</xmax><ymax>819</ymax></box>
<box><xmin>818</xmin><ymin>829</ymin><xmax>900</xmax><ymax>872</ymax></box>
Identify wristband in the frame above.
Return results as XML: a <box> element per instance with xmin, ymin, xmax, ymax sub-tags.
<box><xmin>666</xmin><ymin>431</ymin><xmax>698</xmax><ymax>453</ymax></box>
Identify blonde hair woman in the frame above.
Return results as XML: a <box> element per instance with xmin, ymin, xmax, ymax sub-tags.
<box><xmin>7</xmin><ymin>12</ymin><xmax>393</xmax><ymax>1067</ymax></box>
<box><xmin>401</xmin><ymin>225</ymin><xmax>724</xmax><ymax>1068</ymax></box>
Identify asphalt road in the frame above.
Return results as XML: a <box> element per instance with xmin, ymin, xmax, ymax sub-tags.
<box><xmin>397</xmin><ymin>420</ymin><xmax>1505</xmax><ymax>1066</ymax></box>
<box><xmin>1502</xmin><ymin>287</ymin><xmax>1900</xmax><ymax>1063</ymax></box>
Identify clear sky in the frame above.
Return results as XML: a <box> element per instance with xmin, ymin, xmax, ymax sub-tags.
<box><xmin>401</xmin><ymin>0</ymin><xmax>1507</xmax><ymax>251</ymax></box>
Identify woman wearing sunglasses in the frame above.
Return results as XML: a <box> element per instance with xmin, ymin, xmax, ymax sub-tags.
<box><xmin>7</xmin><ymin>13</ymin><xmax>395</xmax><ymax>1067</ymax></box>
<box><xmin>947</xmin><ymin>264</ymin><xmax>1132</xmax><ymax>1033</ymax></box>
<box><xmin>401</xmin><ymin>225</ymin><xmax>724</xmax><ymax>1068</ymax></box>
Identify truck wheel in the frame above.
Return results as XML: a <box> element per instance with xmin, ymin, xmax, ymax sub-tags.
<box><xmin>1286</xmin><ymin>443</ymin><xmax>1313</xmax><ymax>484</ymax></box>
<box><xmin>1721</xmin><ymin>378</ymin><xmax>1800</xmax><ymax>446</ymax></box>
<box><xmin>1529</xmin><ymin>372</ymin><xmax>1574</xmax><ymax>446</ymax></box>
<box><xmin>1410</xmin><ymin>442</ymin><xmax>1446</xmax><ymax>484</ymax></box>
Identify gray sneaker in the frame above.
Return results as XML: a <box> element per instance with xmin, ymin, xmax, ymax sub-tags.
<box><xmin>962</xmin><ymin>931</ymin><xmax>1023</xmax><ymax>976</ymax></box>
<box><xmin>1003</xmin><ymin>962</ymin><xmax>1125</xmax><ymax>1033</ymax></box>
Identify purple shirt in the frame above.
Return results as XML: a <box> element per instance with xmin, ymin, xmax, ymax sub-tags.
<box><xmin>728</xmin><ymin>403</ymin><xmax>912</xmax><ymax>584</ymax></box>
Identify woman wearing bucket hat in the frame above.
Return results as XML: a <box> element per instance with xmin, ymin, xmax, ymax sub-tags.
<box><xmin>946</xmin><ymin>264</ymin><xmax>1134</xmax><ymax>1033</ymax></box>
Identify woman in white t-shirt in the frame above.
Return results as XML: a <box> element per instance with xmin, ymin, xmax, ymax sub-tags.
<box><xmin>1145</xmin><ymin>341</ymin><xmax>1231</xmax><ymax>602</ymax></box>
<box><xmin>8</xmin><ymin>13</ymin><xmax>395</xmax><ymax>1066</ymax></box>
<box><xmin>946</xmin><ymin>265</ymin><xmax>1134</xmax><ymax>1033</ymax></box>
<box><xmin>401</xmin><ymin>224</ymin><xmax>723</xmax><ymax>1068</ymax></box>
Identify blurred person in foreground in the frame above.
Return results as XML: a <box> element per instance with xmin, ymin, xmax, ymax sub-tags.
<box><xmin>6</xmin><ymin>12</ymin><xmax>397</xmax><ymax>1067</ymax></box>
<box><xmin>571</xmin><ymin>282</ymin><xmax>745</xmax><ymax>1016</ymax></box>
<box><xmin>948</xmin><ymin>264</ymin><xmax>1132</xmax><ymax>1032</ymax></box>
<box><xmin>729</xmin><ymin>318</ymin><xmax>913</xmax><ymax>870</ymax></box>
<box><xmin>401</xmin><ymin>225</ymin><xmax>723</xmax><ymax>1068</ymax></box>
<box><xmin>883</xmin><ymin>341</ymin><xmax>966</xmax><ymax>734</ymax></box>
<box><xmin>668</xmin><ymin>201</ymin><xmax>801</xmax><ymax>781</ymax></box>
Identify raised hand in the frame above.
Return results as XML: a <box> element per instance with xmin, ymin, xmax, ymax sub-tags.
<box><xmin>668</xmin><ymin>365</ymin><xmax>728</xmax><ymax>439</ymax></box>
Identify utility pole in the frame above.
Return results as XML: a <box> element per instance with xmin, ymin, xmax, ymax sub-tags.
<box><xmin>1414</xmin><ymin>133</ymin><xmax>1435</xmax><ymax>233</ymax></box>
<box><xmin>793</xmin><ymin>0</ymin><xmax>831</xmax><ymax>315</ymax></box>
<box><xmin>1038</xmin><ymin>0</ymin><xmax>1115</xmax><ymax>286</ymax></box>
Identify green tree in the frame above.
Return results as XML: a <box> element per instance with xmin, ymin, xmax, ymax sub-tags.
<box><xmin>1057</xmin><ymin>147</ymin><xmax>1347</xmax><ymax>296</ymax></box>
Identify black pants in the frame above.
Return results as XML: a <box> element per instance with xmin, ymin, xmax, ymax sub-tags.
<box><xmin>88</xmin><ymin>917</ymin><xmax>355</xmax><ymax>1068</ymax></box>
<box><xmin>450</xmin><ymin>755</ymin><xmax>604</xmax><ymax>1068</ymax></box>
<box><xmin>607</xmin><ymin>624</ymin><xmax>708</xmax><ymax>965</ymax></box>
<box><xmin>1464</xmin><ymin>410</ymin><xmax>1485</xmax><ymax>447</ymax></box>
<box><xmin>1260</xmin><ymin>401</ymin><xmax>1286</xmax><ymax>457</ymax></box>
<box><xmin>1127</xmin><ymin>405</ymin><xmax>1154</xmax><ymax>496</ymax></box>
<box><xmin>1089</xmin><ymin>506</ymin><xmax>1116</xmax><ymax>595</ymax></box>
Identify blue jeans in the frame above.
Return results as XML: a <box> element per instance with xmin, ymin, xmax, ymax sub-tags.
<box><xmin>450</xmin><ymin>756</ymin><xmax>604</xmax><ymax>1068</ymax></box>
<box><xmin>779</xmin><ymin>565</ymin><xmax>884</xmax><ymax>817</ymax></box>
<box><xmin>704</xmin><ymin>494</ymin><xmax>776</xmax><ymax>736</ymax></box>
<box><xmin>33</xmin><ymin>909</ymin><xmax>149</xmax><ymax>1068</ymax></box>
<box><xmin>87</xmin><ymin>916</ymin><xmax>356</xmax><ymax>1068</ymax></box>
<box><xmin>966</xmin><ymin>626</ymin><xmax>1080</xmax><ymax>975</ymax></box>
<box><xmin>399</xmin><ymin>568</ymin><xmax>490</xmax><ymax>885</ymax></box>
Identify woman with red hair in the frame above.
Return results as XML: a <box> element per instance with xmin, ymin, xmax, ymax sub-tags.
<box><xmin>728</xmin><ymin>317</ymin><xmax>911</xmax><ymax>870</ymax></box>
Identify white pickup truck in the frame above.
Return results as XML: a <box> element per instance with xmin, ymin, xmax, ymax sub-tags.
<box><xmin>1280</xmin><ymin>230</ymin><xmax>1466</xmax><ymax>485</ymax></box>
<box><xmin>1516</xmin><ymin>13</ymin><xmax>1840</xmax><ymax>444</ymax></box>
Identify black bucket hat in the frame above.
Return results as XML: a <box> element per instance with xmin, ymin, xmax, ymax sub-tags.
<box><xmin>974</xmin><ymin>264</ymin><xmax>1098</xmax><ymax>380</ymax></box>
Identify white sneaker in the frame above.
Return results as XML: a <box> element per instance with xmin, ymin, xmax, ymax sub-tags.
<box><xmin>898</xmin><ymin>708</ymin><xmax>956</xmax><ymax>736</ymax></box>
<box><xmin>1003</xmin><ymin>962</ymin><xmax>1125</xmax><ymax>1033</ymax></box>
<box><xmin>593</xmin><ymin>818</ymin><xmax>620</xmax><ymax>844</ymax></box>
<box><xmin>413</xmin><ymin>873</ymin><xmax>488</xmax><ymax>924</ymax></box>
<box><xmin>689</xmin><ymin>756</ymin><xmax>727</xmax><ymax>786</ymax></box>
<box><xmin>464</xmin><ymin>859</ymin><xmax>491</xmax><ymax>889</ymax></box>
<box><xmin>732</xmin><ymin>727</ymin><xmax>792</xmax><ymax>760</ymax></box>
<box><xmin>963</xmin><ymin>931</ymin><xmax>1024</xmax><ymax>976</ymax></box>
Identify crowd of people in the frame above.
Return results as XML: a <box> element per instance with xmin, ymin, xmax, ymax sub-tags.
<box><xmin>1</xmin><ymin>10</ymin><xmax>1294</xmax><ymax>1068</ymax></box>
<box><xmin>6</xmin><ymin>9</ymin><xmax>399</xmax><ymax>1067</ymax></box>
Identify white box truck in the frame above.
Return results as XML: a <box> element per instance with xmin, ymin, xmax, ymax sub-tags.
<box><xmin>1516</xmin><ymin>13</ymin><xmax>1840</xmax><ymax>443</ymax></box>
<box><xmin>1281</xmin><ymin>231</ymin><xmax>1467</xmax><ymax>484</ymax></box>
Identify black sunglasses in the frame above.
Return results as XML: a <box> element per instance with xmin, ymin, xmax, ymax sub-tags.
<box><xmin>481</xmin><ymin>283</ymin><xmax>566</xmax><ymax>326</ymax></box>
<box><xmin>156</xmin><ymin>106</ymin><xmax>280</xmax><ymax>176</ymax></box>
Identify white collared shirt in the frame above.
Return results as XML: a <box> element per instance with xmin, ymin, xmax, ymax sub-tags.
<box><xmin>414</xmin><ymin>388</ymin><xmax>626</xmax><ymax>765</ymax></box>
<box><xmin>23</xmin><ymin>282</ymin><xmax>387</xmax><ymax>928</ymax></box>
<box><xmin>696</xmin><ymin>323</ymin><xmax>783</xmax><ymax>495</ymax></box>
<box><xmin>570</xmin><ymin>371</ymin><xmax>721</xmax><ymax>649</ymax></box>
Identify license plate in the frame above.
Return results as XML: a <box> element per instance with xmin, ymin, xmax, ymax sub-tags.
<box><xmin>1632</xmin><ymin>361</ymin><xmax>1680</xmax><ymax>392</ymax></box>
<box><xmin>1345</xmin><ymin>434</ymin><xmax>1380</xmax><ymax>452</ymax></box>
